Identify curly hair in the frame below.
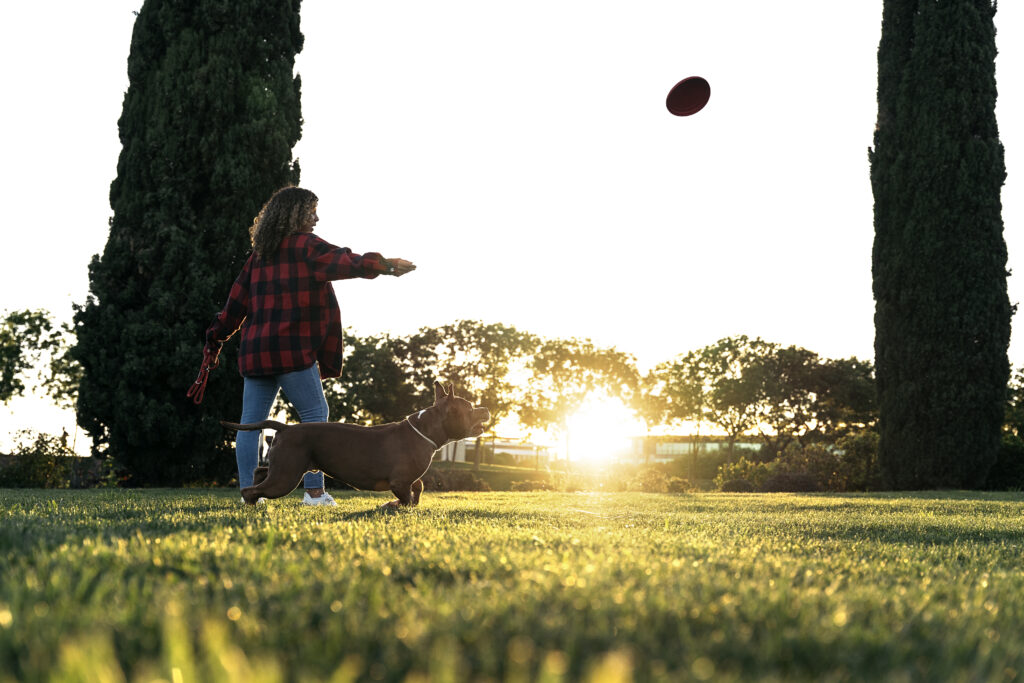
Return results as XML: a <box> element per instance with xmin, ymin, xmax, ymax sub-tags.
<box><xmin>249</xmin><ymin>186</ymin><xmax>319</xmax><ymax>260</ymax></box>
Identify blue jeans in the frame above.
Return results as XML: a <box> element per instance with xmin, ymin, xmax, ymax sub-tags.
<box><xmin>236</xmin><ymin>363</ymin><xmax>328</xmax><ymax>490</ymax></box>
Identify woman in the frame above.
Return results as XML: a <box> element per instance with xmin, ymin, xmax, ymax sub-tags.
<box><xmin>192</xmin><ymin>186</ymin><xmax>415</xmax><ymax>505</ymax></box>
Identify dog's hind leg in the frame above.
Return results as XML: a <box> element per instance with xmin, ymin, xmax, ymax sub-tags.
<box><xmin>242</xmin><ymin>471</ymin><xmax>304</xmax><ymax>504</ymax></box>
<box><xmin>252</xmin><ymin>466</ymin><xmax>269</xmax><ymax>487</ymax></box>
<box><xmin>241</xmin><ymin>484</ymin><xmax>277</xmax><ymax>505</ymax></box>
<box><xmin>242</xmin><ymin>448</ymin><xmax>312</xmax><ymax>503</ymax></box>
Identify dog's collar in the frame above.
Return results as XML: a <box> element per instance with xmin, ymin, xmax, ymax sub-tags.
<box><xmin>406</xmin><ymin>410</ymin><xmax>440</xmax><ymax>450</ymax></box>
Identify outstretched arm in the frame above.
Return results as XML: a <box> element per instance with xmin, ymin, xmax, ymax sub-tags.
<box><xmin>307</xmin><ymin>234</ymin><xmax>416</xmax><ymax>280</ymax></box>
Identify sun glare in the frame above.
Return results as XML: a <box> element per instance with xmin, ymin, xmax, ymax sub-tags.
<box><xmin>565</xmin><ymin>396</ymin><xmax>645</xmax><ymax>464</ymax></box>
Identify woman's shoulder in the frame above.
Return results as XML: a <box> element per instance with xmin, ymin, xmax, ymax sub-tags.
<box><xmin>281</xmin><ymin>232</ymin><xmax>316</xmax><ymax>246</ymax></box>
<box><xmin>275</xmin><ymin>232</ymin><xmax>321</xmax><ymax>254</ymax></box>
<box><xmin>295</xmin><ymin>232</ymin><xmax>348</xmax><ymax>254</ymax></box>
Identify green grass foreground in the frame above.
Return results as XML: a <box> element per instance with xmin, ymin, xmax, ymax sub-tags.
<box><xmin>1</xmin><ymin>489</ymin><xmax>1022</xmax><ymax>682</ymax></box>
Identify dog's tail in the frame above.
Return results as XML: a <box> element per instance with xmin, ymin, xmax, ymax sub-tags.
<box><xmin>220</xmin><ymin>420</ymin><xmax>290</xmax><ymax>432</ymax></box>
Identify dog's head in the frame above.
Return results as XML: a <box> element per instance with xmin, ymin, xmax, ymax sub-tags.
<box><xmin>433</xmin><ymin>381</ymin><xmax>490</xmax><ymax>440</ymax></box>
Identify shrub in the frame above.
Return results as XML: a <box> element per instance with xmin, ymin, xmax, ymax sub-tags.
<box><xmin>666</xmin><ymin>475</ymin><xmax>691</xmax><ymax>493</ymax></box>
<box><xmin>549</xmin><ymin>472</ymin><xmax>587</xmax><ymax>493</ymax></box>
<box><xmin>489</xmin><ymin>452</ymin><xmax>517</xmax><ymax>467</ymax></box>
<box><xmin>625</xmin><ymin>468</ymin><xmax>692</xmax><ymax>494</ymax></box>
<box><xmin>713</xmin><ymin>435</ymin><xmax>882</xmax><ymax>493</ymax></box>
<box><xmin>420</xmin><ymin>469</ymin><xmax>446</xmax><ymax>491</ymax></box>
<box><xmin>835</xmin><ymin>430</ymin><xmax>881</xmax><ymax>491</ymax></box>
<box><xmin>778</xmin><ymin>442</ymin><xmax>839</xmax><ymax>491</ymax></box>
<box><xmin>714</xmin><ymin>457</ymin><xmax>774</xmax><ymax>491</ymax></box>
<box><xmin>72</xmin><ymin>457</ymin><xmax>120</xmax><ymax>489</ymax></box>
<box><xmin>449</xmin><ymin>471</ymin><xmax>491</xmax><ymax>491</ymax></box>
<box><xmin>421</xmin><ymin>469</ymin><xmax>491</xmax><ymax>492</ymax></box>
<box><xmin>761</xmin><ymin>471</ymin><xmax>820</xmax><ymax>493</ymax></box>
<box><xmin>986</xmin><ymin>435</ymin><xmax>1024</xmax><ymax>490</ymax></box>
<box><xmin>631</xmin><ymin>468</ymin><xmax>670</xmax><ymax>493</ymax></box>
<box><xmin>720</xmin><ymin>478</ymin><xmax>755</xmax><ymax>493</ymax></box>
<box><xmin>0</xmin><ymin>431</ymin><xmax>75</xmax><ymax>488</ymax></box>
<box><xmin>510</xmin><ymin>480</ymin><xmax>554</xmax><ymax>492</ymax></box>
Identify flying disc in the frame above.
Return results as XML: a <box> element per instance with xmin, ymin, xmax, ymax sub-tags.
<box><xmin>666</xmin><ymin>76</ymin><xmax>711</xmax><ymax>116</ymax></box>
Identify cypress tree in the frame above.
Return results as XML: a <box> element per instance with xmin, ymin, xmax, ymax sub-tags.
<box><xmin>73</xmin><ymin>0</ymin><xmax>304</xmax><ymax>484</ymax></box>
<box><xmin>870</xmin><ymin>0</ymin><xmax>1010</xmax><ymax>489</ymax></box>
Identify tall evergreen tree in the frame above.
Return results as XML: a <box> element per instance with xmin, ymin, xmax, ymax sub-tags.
<box><xmin>870</xmin><ymin>0</ymin><xmax>1010</xmax><ymax>489</ymax></box>
<box><xmin>73</xmin><ymin>0</ymin><xmax>304</xmax><ymax>484</ymax></box>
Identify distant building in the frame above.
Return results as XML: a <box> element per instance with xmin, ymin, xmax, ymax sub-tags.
<box><xmin>628</xmin><ymin>435</ymin><xmax>761</xmax><ymax>463</ymax></box>
<box><xmin>433</xmin><ymin>439</ymin><xmax>472</xmax><ymax>463</ymax></box>
<box><xmin>435</xmin><ymin>436</ymin><xmax>553</xmax><ymax>466</ymax></box>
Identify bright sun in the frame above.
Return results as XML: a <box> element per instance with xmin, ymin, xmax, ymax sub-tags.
<box><xmin>564</xmin><ymin>396</ymin><xmax>646</xmax><ymax>464</ymax></box>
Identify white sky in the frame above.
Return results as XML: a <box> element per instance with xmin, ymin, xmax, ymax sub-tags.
<box><xmin>1</xmin><ymin>1</ymin><xmax>1022</xmax><ymax>451</ymax></box>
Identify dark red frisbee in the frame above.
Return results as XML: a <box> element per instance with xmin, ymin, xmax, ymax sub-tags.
<box><xmin>666</xmin><ymin>76</ymin><xmax>711</xmax><ymax>116</ymax></box>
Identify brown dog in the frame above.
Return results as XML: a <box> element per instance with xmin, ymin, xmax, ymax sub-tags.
<box><xmin>222</xmin><ymin>382</ymin><xmax>490</xmax><ymax>508</ymax></box>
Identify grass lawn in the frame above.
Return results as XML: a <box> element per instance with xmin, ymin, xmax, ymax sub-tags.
<box><xmin>1</xmin><ymin>489</ymin><xmax>1022</xmax><ymax>682</ymax></box>
<box><xmin>432</xmin><ymin>460</ymin><xmax>559</xmax><ymax>489</ymax></box>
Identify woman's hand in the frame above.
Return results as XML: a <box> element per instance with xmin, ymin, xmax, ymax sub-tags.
<box><xmin>383</xmin><ymin>258</ymin><xmax>416</xmax><ymax>276</ymax></box>
<box><xmin>186</xmin><ymin>345</ymin><xmax>221</xmax><ymax>404</ymax></box>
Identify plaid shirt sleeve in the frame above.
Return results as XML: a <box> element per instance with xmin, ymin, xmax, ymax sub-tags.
<box><xmin>205</xmin><ymin>252</ymin><xmax>254</xmax><ymax>350</ymax></box>
<box><xmin>305</xmin><ymin>235</ymin><xmax>387</xmax><ymax>280</ymax></box>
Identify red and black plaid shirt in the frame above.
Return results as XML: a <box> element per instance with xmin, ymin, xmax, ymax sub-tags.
<box><xmin>205</xmin><ymin>233</ymin><xmax>385</xmax><ymax>378</ymax></box>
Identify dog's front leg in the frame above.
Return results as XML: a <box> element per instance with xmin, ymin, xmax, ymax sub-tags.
<box><xmin>379</xmin><ymin>478</ymin><xmax>424</xmax><ymax>510</ymax></box>
<box><xmin>388</xmin><ymin>482</ymin><xmax>416</xmax><ymax>507</ymax></box>
<box><xmin>410</xmin><ymin>478</ymin><xmax>424</xmax><ymax>506</ymax></box>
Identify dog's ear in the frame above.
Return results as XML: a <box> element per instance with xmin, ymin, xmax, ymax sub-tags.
<box><xmin>434</xmin><ymin>380</ymin><xmax>448</xmax><ymax>402</ymax></box>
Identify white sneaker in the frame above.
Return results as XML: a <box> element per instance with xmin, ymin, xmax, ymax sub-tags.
<box><xmin>303</xmin><ymin>491</ymin><xmax>337</xmax><ymax>507</ymax></box>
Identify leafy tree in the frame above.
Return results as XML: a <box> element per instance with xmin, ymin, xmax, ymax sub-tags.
<box><xmin>407</xmin><ymin>321</ymin><xmax>538</xmax><ymax>431</ymax></box>
<box><xmin>72</xmin><ymin>0</ymin><xmax>304</xmax><ymax>484</ymax></box>
<box><xmin>807</xmin><ymin>357</ymin><xmax>877</xmax><ymax>441</ymax></box>
<box><xmin>749</xmin><ymin>349</ymin><xmax>877</xmax><ymax>455</ymax></box>
<box><xmin>870</xmin><ymin>0</ymin><xmax>1010</xmax><ymax>488</ymax></box>
<box><xmin>42</xmin><ymin>341</ymin><xmax>83</xmax><ymax>411</ymax></box>
<box><xmin>699</xmin><ymin>336</ymin><xmax>771</xmax><ymax>458</ymax></box>
<box><xmin>652</xmin><ymin>354</ymin><xmax>703</xmax><ymax>430</ymax></box>
<box><xmin>630</xmin><ymin>370</ymin><xmax>669</xmax><ymax>432</ymax></box>
<box><xmin>1</xmin><ymin>309</ymin><xmax>79</xmax><ymax>407</ymax></box>
<box><xmin>322</xmin><ymin>334</ymin><xmax>422</xmax><ymax>425</ymax></box>
<box><xmin>657</xmin><ymin>339</ymin><xmax>877</xmax><ymax>462</ymax></box>
<box><xmin>747</xmin><ymin>344</ymin><xmax>820</xmax><ymax>457</ymax></box>
<box><xmin>650</xmin><ymin>350</ymin><xmax>712</xmax><ymax>473</ymax></box>
<box><xmin>628</xmin><ymin>370</ymin><xmax>669</xmax><ymax>464</ymax></box>
<box><xmin>320</xmin><ymin>322</ymin><xmax>537</xmax><ymax>467</ymax></box>
<box><xmin>519</xmin><ymin>337</ymin><xmax>638</xmax><ymax>461</ymax></box>
<box><xmin>2</xmin><ymin>309</ymin><xmax>56</xmax><ymax>403</ymax></box>
<box><xmin>405</xmin><ymin>321</ymin><xmax>539</xmax><ymax>467</ymax></box>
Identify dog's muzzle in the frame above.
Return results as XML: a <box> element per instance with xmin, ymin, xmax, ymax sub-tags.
<box><xmin>470</xmin><ymin>408</ymin><xmax>491</xmax><ymax>436</ymax></box>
